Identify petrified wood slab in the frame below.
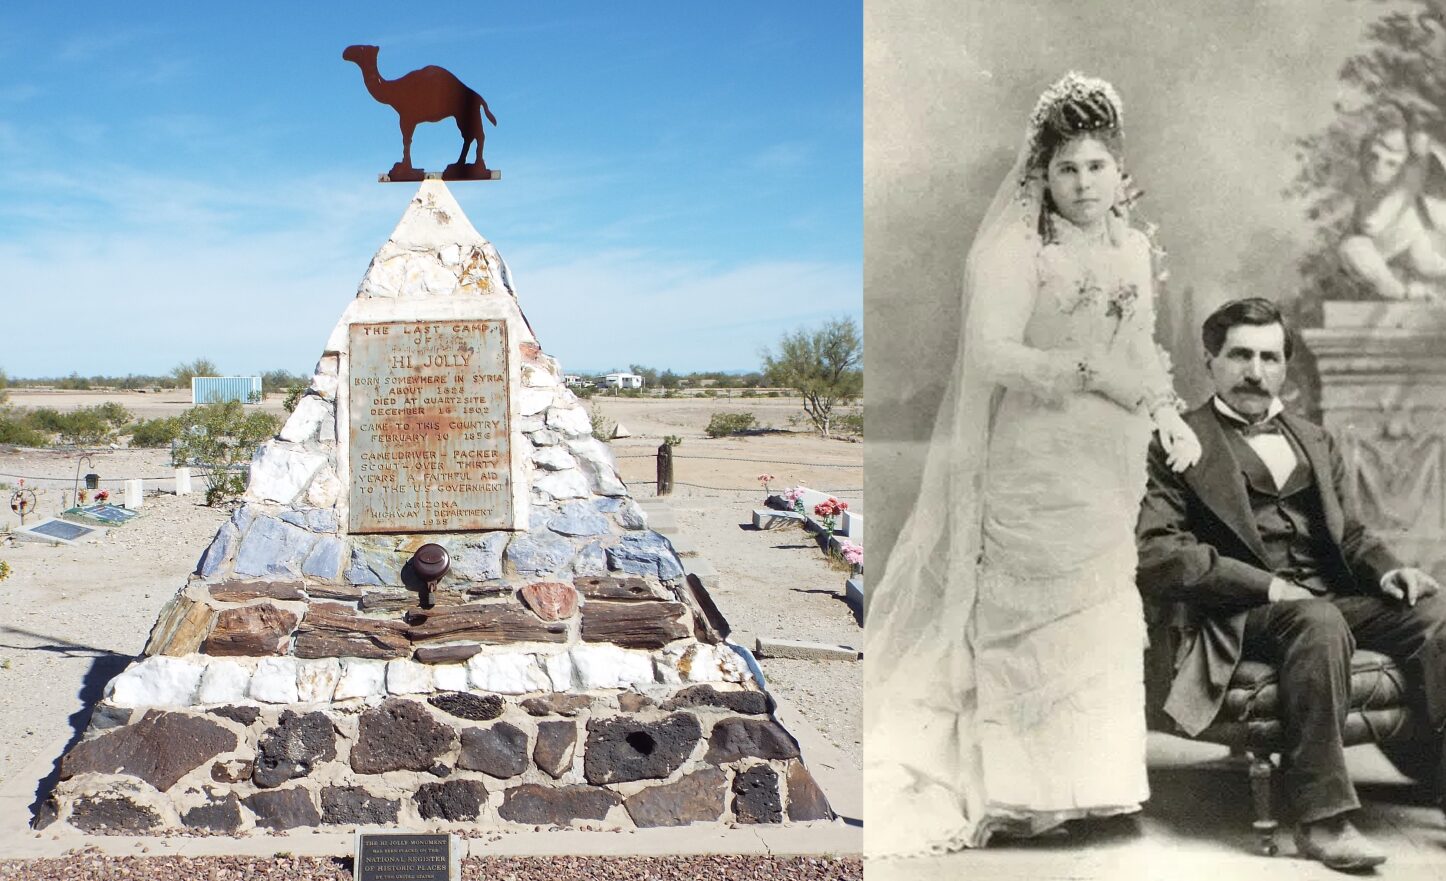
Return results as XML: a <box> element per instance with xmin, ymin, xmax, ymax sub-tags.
<box><xmin>573</xmin><ymin>575</ymin><xmax>668</xmax><ymax>602</ymax></box>
<box><xmin>520</xmin><ymin>581</ymin><xmax>577</xmax><ymax>621</ymax></box>
<box><xmin>413</xmin><ymin>644</ymin><xmax>483</xmax><ymax>664</ymax></box>
<box><xmin>580</xmin><ymin>601</ymin><xmax>689</xmax><ymax>649</ymax></box>
<box><xmin>207</xmin><ymin>581</ymin><xmax>305</xmax><ymax>602</ymax></box>
<box><xmin>303</xmin><ymin>585</ymin><xmax>368</xmax><ymax>602</ymax></box>
<box><xmin>200</xmin><ymin>603</ymin><xmax>299</xmax><ymax>657</ymax></box>
<box><xmin>404</xmin><ymin>604</ymin><xmax>567</xmax><ymax>644</ymax></box>
<box><xmin>145</xmin><ymin>594</ymin><xmax>216</xmax><ymax>657</ymax></box>
<box><xmin>359</xmin><ymin>589</ymin><xmax>462</xmax><ymax>614</ymax></box>
<box><xmin>293</xmin><ymin>602</ymin><xmax>411</xmax><ymax>659</ymax></box>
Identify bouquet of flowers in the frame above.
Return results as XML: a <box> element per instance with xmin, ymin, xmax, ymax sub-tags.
<box><xmin>837</xmin><ymin>539</ymin><xmax>863</xmax><ymax>570</ymax></box>
<box><xmin>95</xmin><ymin>489</ymin><xmax>110</xmax><ymax>503</ymax></box>
<box><xmin>782</xmin><ymin>487</ymin><xmax>806</xmax><ymax>515</ymax></box>
<box><xmin>813</xmin><ymin>497</ymin><xmax>848</xmax><ymax>534</ymax></box>
<box><xmin>757</xmin><ymin>473</ymin><xmax>775</xmax><ymax>499</ymax></box>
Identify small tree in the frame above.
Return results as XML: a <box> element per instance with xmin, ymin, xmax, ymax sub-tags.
<box><xmin>171</xmin><ymin>357</ymin><xmax>220</xmax><ymax>390</ymax></box>
<box><xmin>171</xmin><ymin>401</ymin><xmax>281</xmax><ymax>505</ymax></box>
<box><xmin>762</xmin><ymin>316</ymin><xmax>863</xmax><ymax>437</ymax></box>
<box><xmin>0</xmin><ymin>368</ymin><xmax>8</xmax><ymax>404</ymax></box>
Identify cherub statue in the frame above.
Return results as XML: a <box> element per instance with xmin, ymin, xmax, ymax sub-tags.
<box><xmin>1339</xmin><ymin>115</ymin><xmax>1446</xmax><ymax>300</ymax></box>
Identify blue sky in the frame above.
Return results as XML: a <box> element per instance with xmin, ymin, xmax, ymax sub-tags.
<box><xmin>0</xmin><ymin>3</ymin><xmax>861</xmax><ymax>378</ymax></box>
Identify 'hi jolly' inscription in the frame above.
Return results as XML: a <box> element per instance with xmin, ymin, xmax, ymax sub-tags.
<box><xmin>348</xmin><ymin>320</ymin><xmax>512</xmax><ymax>533</ymax></box>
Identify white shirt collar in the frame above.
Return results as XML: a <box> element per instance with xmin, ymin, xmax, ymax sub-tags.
<box><xmin>1212</xmin><ymin>395</ymin><xmax>1284</xmax><ymax>426</ymax></box>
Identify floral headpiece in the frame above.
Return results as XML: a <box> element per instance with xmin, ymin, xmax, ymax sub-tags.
<box><xmin>1027</xmin><ymin>71</ymin><xmax>1123</xmax><ymax>142</ymax></box>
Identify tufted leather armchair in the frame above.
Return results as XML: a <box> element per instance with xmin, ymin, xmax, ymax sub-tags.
<box><xmin>1144</xmin><ymin>602</ymin><xmax>1430</xmax><ymax>855</ymax></box>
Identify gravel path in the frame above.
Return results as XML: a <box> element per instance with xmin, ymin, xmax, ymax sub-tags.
<box><xmin>0</xmin><ymin>854</ymin><xmax>863</xmax><ymax>880</ymax></box>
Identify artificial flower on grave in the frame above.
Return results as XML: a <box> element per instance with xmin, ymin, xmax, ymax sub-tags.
<box><xmin>757</xmin><ymin>473</ymin><xmax>776</xmax><ymax>498</ymax></box>
<box><xmin>813</xmin><ymin>497</ymin><xmax>848</xmax><ymax>534</ymax></box>
<box><xmin>782</xmin><ymin>487</ymin><xmax>806</xmax><ymax>515</ymax></box>
<box><xmin>838</xmin><ymin>539</ymin><xmax>863</xmax><ymax>570</ymax></box>
<box><xmin>95</xmin><ymin>490</ymin><xmax>110</xmax><ymax>503</ymax></box>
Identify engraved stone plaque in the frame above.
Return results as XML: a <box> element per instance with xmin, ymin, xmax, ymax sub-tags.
<box><xmin>348</xmin><ymin>319</ymin><xmax>512</xmax><ymax>533</ymax></box>
<box><xmin>355</xmin><ymin>832</ymin><xmax>455</xmax><ymax>881</ymax></box>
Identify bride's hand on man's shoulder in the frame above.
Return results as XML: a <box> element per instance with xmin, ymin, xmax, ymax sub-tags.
<box><xmin>1154</xmin><ymin>409</ymin><xmax>1201</xmax><ymax>473</ymax></box>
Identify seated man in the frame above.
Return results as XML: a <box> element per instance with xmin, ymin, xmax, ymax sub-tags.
<box><xmin>1136</xmin><ymin>297</ymin><xmax>1446</xmax><ymax>872</ymax></box>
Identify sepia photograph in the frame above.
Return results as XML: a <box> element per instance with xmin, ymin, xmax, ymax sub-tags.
<box><xmin>866</xmin><ymin>0</ymin><xmax>1446</xmax><ymax>877</ymax></box>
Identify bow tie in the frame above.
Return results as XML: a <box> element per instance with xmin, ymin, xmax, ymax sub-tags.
<box><xmin>1236</xmin><ymin>418</ymin><xmax>1283</xmax><ymax>438</ymax></box>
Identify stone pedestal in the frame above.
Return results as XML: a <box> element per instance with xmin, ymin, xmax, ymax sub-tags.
<box><xmin>1302</xmin><ymin>301</ymin><xmax>1446</xmax><ymax>578</ymax></box>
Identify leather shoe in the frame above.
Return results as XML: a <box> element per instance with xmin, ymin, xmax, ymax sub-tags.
<box><xmin>1293</xmin><ymin>816</ymin><xmax>1386</xmax><ymax>872</ymax></box>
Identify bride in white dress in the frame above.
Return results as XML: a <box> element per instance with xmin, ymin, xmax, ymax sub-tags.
<box><xmin>865</xmin><ymin>72</ymin><xmax>1202</xmax><ymax>856</ymax></box>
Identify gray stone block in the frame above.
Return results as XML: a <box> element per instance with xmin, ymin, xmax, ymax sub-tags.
<box><xmin>302</xmin><ymin>536</ymin><xmax>344</xmax><ymax>580</ymax></box>
<box><xmin>197</xmin><ymin>522</ymin><xmax>238</xmax><ymax>578</ymax></box>
<box><xmin>506</xmin><ymin>529</ymin><xmax>575</xmax><ymax>576</ymax></box>
<box><xmin>751</xmin><ymin>509</ymin><xmax>805</xmax><ymax>529</ymax></box>
<box><xmin>344</xmin><ymin>545</ymin><xmax>402</xmax><ymax>586</ymax></box>
<box><xmin>234</xmin><ymin>515</ymin><xmax>316</xmax><ymax>578</ymax></box>
<box><xmin>549</xmin><ymin>501</ymin><xmax>610</xmax><ymax>537</ymax></box>
<box><xmin>606</xmin><ymin>531</ymin><xmax>684</xmax><ymax>580</ymax></box>
<box><xmin>448</xmin><ymin>532</ymin><xmax>509</xmax><ymax>582</ymax></box>
<box><xmin>754</xmin><ymin>637</ymin><xmax>860</xmax><ymax>661</ymax></box>
<box><xmin>845</xmin><ymin>577</ymin><xmax>865</xmax><ymax>622</ymax></box>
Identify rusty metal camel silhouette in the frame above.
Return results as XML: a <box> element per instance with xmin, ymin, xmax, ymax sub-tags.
<box><xmin>343</xmin><ymin>44</ymin><xmax>497</xmax><ymax>180</ymax></box>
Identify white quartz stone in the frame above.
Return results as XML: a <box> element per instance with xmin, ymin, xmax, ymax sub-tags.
<box><xmin>279</xmin><ymin>395</ymin><xmax>332</xmax><ymax>444</ymax></box>
<box><xmin>312</xmin><ymin>371</ymin><xmax>339</xmax><ymax>401</ymax></box>
<box><xmin>334</xmin><ymin>659</ymin><xmax>388</xmax><ymax>700</ymax></box>
<box><xmin>316</xmin><ymin>354</ymin><xmax>339</xmax><ymax>377</ymax></box>
<box><xmin>673</xmin><ymin>643</ymin><xmax>748</xmax><ymax>684</ymax></box>
<box><xmin>306</xmin><ymin>467</ymin><xmax>342</xmax><ymax>508</ymax></box>
<box><xmin>196</xmin><ymin>659</ymin><xmax>252</xmax><ymax>704</ymax></box>
<box><xmin>246</xmin><ymin>443</ymin><xmax>328</xmax><ymax>505</ymax></box>
<box><xmin>521</xmin><ymin>363</ymin><xmax>560</xmax><ymax>387</ymax></box>
<box><xmin>566</xmin><ymin>437</ymin><xmax>628</xmax><ymax>496</ymax></box>
<box><xmin>533</xmin><ymin>469</ymin><xmax>590</xmax><ymax>500</ymax></box>
<box><xmin>531</xmin><ymin>446</ymin><xmax>577</xmax><ymax>472</ymax></box>
<box><xmin>570</xmin><ymin>645</ymin><xmax>656</xmax><ymax>690</ymax></box>
<box><xmin>467</xmin><ymin>653</ymin><xmax>549</xmax><ymax>694</ymax></box>
<box><xmin>431</xmin><ymin>663</ymin><xmax>471</xmax><ymax>691</ymax></box>
<box><xmin>386</xmin><ymin>659</ymin><xmax>435</xmax><ymax>695</ymax></box>
<box><xmin>547</xmin><ymin>405</ymin><xmax>594</xmax><ymax>438</ymax></box>
<box><xmin>540</xmin><ymin>652</ymin><xmax>574</xmax><ymax>691</ymax></box>
<box><xmin>108</xmin><ymin>657</ymin><xmax>206</xmax><ymax>708</ymax></box>
<box><xmin>296</xmin><ymin>658</ymin><xmax>341</xmax><ymax>702</ymax></box>
<box><xmin>528</xmin><ymin>429</ymin><xmax>562</xmax><ymax>447</ymax></box>
<box><xmin>399</xmin><ymin>254</ymin><xmax>461</xmax><ymax>297</ymax></box>
<box><xmin>518</xmin><ymin>387</ymin><xmax>555</xmax><ymax>417</ymax></box>
<box><xmin>249</xmin><ymin>657</ymin><xmax>300</xmax><ymax>703</ymax></box>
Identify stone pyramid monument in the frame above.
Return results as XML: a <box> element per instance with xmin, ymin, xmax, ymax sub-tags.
<box><xmin>42</xmin><ymin>182</ymin><xmax>832</xmax><ymax>834</ymax></box>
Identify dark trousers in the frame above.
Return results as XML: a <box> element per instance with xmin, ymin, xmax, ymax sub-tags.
<box><xmin>1242</xmin><ymin>592</ymin><xmax>1446</xmax><ymax>824</ymax></box>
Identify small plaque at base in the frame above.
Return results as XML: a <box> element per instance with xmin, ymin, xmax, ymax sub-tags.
<box><xmin>355</xmin><ymin>832</ymin><xmax>459</xmax><ymax>881</ymax></box>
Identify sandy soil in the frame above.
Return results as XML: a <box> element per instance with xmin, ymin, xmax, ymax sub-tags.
<box><xmin>0</xmin><ymin>393</ymin><xmax>863</xmax><ymax>840</ymax></box>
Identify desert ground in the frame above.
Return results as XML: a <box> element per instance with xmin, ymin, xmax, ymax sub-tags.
<box><xmin>0</xmin><ymin>388</ymin><xmax>862</xmax><ymax>876</ymax></box>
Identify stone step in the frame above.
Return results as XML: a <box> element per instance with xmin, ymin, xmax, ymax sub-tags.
<box><xmin>642</xmin><ymin>508</ymin><xmax>679</xmax><ymax>535</ymax></box>
<box><xmin>665</xmin><ymin>533</ymin><xmax>702</xmax><ymax>557</ymax></box>
<box><xmin>751</xmin><ymin>508</ymin><xmax>805</xmax><ymax>529</ymax></box>
<box><xmin>754</xmin><ymin>637</ymin><xmax>860</xmax><ymax>662</ymax></box>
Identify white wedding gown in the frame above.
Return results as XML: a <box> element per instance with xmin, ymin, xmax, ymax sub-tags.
<box><xmin>964</xmin><ymin>213</ymin><xmax>1173</xmax><ymax>831</ymax></box>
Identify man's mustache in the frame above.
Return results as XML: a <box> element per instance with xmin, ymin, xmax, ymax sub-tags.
<box><xmin>1232</xmin><ymin>384</ymin><xmax>1269</xmax><ymax>396</ymax></box>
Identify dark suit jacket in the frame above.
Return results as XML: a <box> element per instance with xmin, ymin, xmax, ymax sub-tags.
<box><xmin>1135</xmin><ymin>401</ymin><xmax>1402</xmax><ymax>735</ymax></box>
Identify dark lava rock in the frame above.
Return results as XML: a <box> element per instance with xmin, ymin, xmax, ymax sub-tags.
<box><xmin>253</xmin><ymin>710</ymin><xmax>337</xmax><ymax>788</ymax></box>
<box><xmin>209</xmin><ymin>705</ymin><xmax>261</xmax><ymax>726</ymax></box>
<box><xmin>497</xmin><ymin>784</ymin><xmax>620</xmax><ymax>825</ymax></box>
<box><xmin>243</xmin><ymin>786</ymin><xmax>321</xmax><ymax>829</ymax></box>
<box><xmin>458</xmin><ymin>722</ymin><xmax>528</xmax><ymax>778</ymax></box>
<box><xmin>732</xmin><ymin>765</ymin><xmax>782</xmax><ymax>824</ymax></box>
<box><xmin>428</xmin><ymin>691</ymin><xmax>504</xmax><ymax>721</ymax></box>
<box><xmin>520</xmin><ymin>694</ymin><xmax>590</xmax><ymax>717</ymax></box>
<box><xmin>623</xmin><ymin>767</ymin><xmax>727</xmax><ymax>827</ymax></box>
<box><xmin>181</xmin><ymin>792</ymin><xmax>242</xmax><ymax>832</ymax></box>
<box><xmin>662</xmin><ymin>685</ymin><xmax>770</xmax><ymax>716</ymax></box>
<box><xmin>210</xmin><ymin>759</ymin><xmax>254</xmax><ymax>783</ymax></box>
<box><xmin>60</xmin><ymin>710</ymin><xmax>237</xmax><ymax>792</ymax></box>
<box><xmin>533</xmin><ymin>720</ymin><xmax>577</xmax><ymax>779</ymax></box>
<box><xmin>320</xmin><ymin>786</ymin><xmax>401</xmax><ymax>825</ymax></box>
<box><xmin>704</xmin><ymin>718</ymin><xmax>801</xmax><ymax>763</ymax></box>
<box><xmin>583</xmin><ymin>713</ymin><xmax>702</xmax><ymax>784</ymax></box>
<box><xmin>786</xmin><ymin>762</ymin><xmax>833</xmax><ymax>821</ymax></box>
<box><xmin>414</xmin><ymin>779</ymin><xmax>488</xmax><ymax>821</ymax></box>
<box><xmin>68</xmin><ymin>793</ymin><xmax>161</xmax><ymax>833</ymax></box>
<box><xmin>351</xmin><ymin>699</ymin><xmax>456</xmax><ymax>774</ymax></box>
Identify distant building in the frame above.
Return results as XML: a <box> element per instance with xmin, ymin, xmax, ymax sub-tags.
<box><xmin>603</xmin><ymin>372</ymin><xmax>644</xmax><ymax>389</ymax></box>
<box><xmin>192</xmin><ymin>376</ymin><xmax>263</xmax><ymax>404</ymax></box>
<box><xmin>563</xmin><ymin>375</ymin><xmax>585</xmax><ymax>387</ymax></box>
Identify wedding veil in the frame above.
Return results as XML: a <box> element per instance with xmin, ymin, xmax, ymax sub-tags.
<box><xmin>862</xmin><ymin>72</ymin><xmax>1126</xmax><ymax>857</ymax></box>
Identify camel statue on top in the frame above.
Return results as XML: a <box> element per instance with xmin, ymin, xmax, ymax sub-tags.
<box><xmin>343</xmin><ymin>44</ymin><xmax>497</xmax><ymax>180</ymax></box>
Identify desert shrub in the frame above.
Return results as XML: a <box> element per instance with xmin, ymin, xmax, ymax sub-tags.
<box><xmin>835</xmin><ymin>411</ymin><xmax>864</xmax><ymax>437</ymax></box>
<box><xmin>282</xmin><ymin>384</ymin><xmax>307</xmax><ymax>413</ymax></box>
<box><xmin>171</xmin><ymin>401</ymin><xmax>282</xmax><ymax>505</ymax></box>
<box><xmin>54</xmin><ymin>373</ymin><xmax>91</xmax><ymax>390</ymax></box>
<box><xmin>590</xmin><ymin>405</ymin><xmax>616</xmax><ymax>440</ymax></box>
<box><xmin>25</xmin><ymin>404</ymin><xmax>131</xmax><ymax>445</ymax></box>
<box><xmin>128</xmin><ymin>416</ymin><xmax>184</xmax><ymax>448</ymax></box>
<box><xmin>701</xmin><ymin>389</ymin><xmax>717</xmax><ymax>398</ymax></box>
<box><xmin>0</xmin><ymin>407</ymin><xmax>46</xmax><ymax>446</ymax></box>
<box><xmin>705</xmin><ymin>412</ymin><xmax>756</xmax><ymax>438</ymax></box>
